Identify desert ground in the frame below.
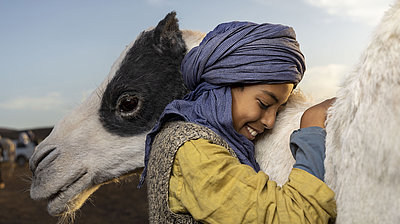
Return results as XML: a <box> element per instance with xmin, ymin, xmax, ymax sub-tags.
<box><xmin>0</xmin><ymin>162</ymin><xmax>149</xmax><ymax>224</ymax></box>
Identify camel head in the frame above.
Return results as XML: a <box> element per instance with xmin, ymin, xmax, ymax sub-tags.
<box><xmin>29</xmin><ymin>11</ymin><xmax>205</xmax><ymax>219</ymax></box>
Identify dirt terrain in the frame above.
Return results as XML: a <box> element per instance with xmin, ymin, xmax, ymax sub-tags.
<box><xmin>0</xmin><ymin>162</ymin><xmax>148</xmax><ymax>224</ymax></box>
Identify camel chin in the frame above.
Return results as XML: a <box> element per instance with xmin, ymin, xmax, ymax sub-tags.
<box><xmin>50</xmin><ymin>185</ymin><xmax>101</xmax><ymax>217</ymax></box>
<box><xmin>50</xmin><ymin>169</ymin><xmax>143</xmax><ymax>219</ymax></box>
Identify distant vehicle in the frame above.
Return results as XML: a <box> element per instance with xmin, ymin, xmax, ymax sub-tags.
<box><xmin>1</xmin><ymin>132</ymin><xmax>36</xmax><ymax>166</ymax></box>
<box><xmin>14</xmin><ymin>141</ymin><xmax>35</xmax><ymax>166</ymax></box>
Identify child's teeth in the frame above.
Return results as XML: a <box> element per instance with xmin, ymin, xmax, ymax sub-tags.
<box><xmin>247</xmin><ymin>126</ymin><xmax>257</xmax><ymax>137</ymax></box>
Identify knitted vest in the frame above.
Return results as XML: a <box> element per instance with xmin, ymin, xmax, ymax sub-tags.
<box><xmin>146</xmin><ymin>121</ymin><xmax>238</xmax><ymax>223</ymax></box>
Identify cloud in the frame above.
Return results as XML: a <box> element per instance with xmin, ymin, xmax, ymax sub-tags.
<box><xmin>298</xmin><ymin>64</ymin><xmax>349</xmax><ymax>101</ymax></box>
<box><xmin>304</xmin><ymin>0</ymin><xmax>392</xmax><ymax>25</ymax></box>
<box><xmin>0</xmin><ymin>92</ymin><xmax>67</xmax><ymax>111</ymax></box>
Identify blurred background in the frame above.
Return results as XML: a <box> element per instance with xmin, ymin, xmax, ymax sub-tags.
<box><xmin>0</xmin><ymin>0</ymin><xmax>392</xmax><ymax>223</ymax></box>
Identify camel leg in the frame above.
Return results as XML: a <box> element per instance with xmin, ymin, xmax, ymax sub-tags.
<box><xmin>0</xmin><ymin>163</ymin><xmax>5</xmax><ymax>189</ymax></box>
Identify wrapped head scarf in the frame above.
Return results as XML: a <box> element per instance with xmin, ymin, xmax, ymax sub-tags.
<box><xmin>139</xmin><ymin>21</ymin><xmax>306</xmax><ymax>186</ymax></box>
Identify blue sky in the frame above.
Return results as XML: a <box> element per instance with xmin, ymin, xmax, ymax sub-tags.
<box><xmin>0</xmin><ymin>0</ymin><xmax>393</xmax><ymax>129</ymax></box>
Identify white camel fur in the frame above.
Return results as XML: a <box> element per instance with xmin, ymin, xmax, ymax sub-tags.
<box><xmin>325</xmin><ymin>2</ymin><xmax>400</xmax><ymax>222</ymax></box>
<box><xmin>257</xmin><ymin>1</ymin><xmax>400</xmax><ymax>223</ymax></box>
<box><xmin>29</xmin><ymin>2</ymin><xmax>400</xmax><ymax>223</ymax></box>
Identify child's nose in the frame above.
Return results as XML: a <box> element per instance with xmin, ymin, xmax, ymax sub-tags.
<box><xmin>260</xmin><ymin>110</ymin><xmax>276</xmax><ymax>130</ymax></box>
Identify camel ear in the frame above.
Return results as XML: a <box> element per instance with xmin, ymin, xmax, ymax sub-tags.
<box><xmin>153</xmin><ymin>11</ymin><xmax>179</xmax><ymax>41</ymax></box>
<box><xmin>152</xmin><ymin>11</ymin><xmax>186</xmax><ymax>54</ymax></box>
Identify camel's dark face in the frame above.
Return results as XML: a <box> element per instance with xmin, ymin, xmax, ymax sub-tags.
<box><xmin>29</xmin><ymin>12</ymin><xmax>204</xmax><ymax>219</ymax></box>
<box><xmin>99</xmin><ymin>16</ymin><xmax>188</xmax><ymax>136</ymax></box>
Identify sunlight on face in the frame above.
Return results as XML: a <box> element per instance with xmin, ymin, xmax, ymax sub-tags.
<box><xmin>231</xmin><ymin>83</ymin><xmax>293</xmax><ymax>141</ymax></box>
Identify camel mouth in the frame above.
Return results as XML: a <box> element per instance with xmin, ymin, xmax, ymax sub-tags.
<box><xmin>47</xmin><ymin>167</ymin><xmax>144</xmax><ymax>217</ymax></box>
<box><xmin>46</xmin><ymin>171</ymin><xmax>90</xmax><ymax>216</ymax></box>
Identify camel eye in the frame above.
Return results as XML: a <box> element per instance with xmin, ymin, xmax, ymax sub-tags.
<box><xmin>119</xmin><ymin>96</ymin><xmax>138</xmax><ymax>112</ymax></box>
<box><xmin>116</xmin><ymin>94</ymin><xmax>141</xmax><ymax>117</ymax></box>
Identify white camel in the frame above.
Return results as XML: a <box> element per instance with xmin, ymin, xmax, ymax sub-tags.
<box><xmin>256</xmin><ymin>1</ymin><xmax>400</xmax><ymax>223</ymax></box>
<box><xmin>30</xmin><ymin>1</ymin><xmax>400</xmax><ymax>223</ymax></box>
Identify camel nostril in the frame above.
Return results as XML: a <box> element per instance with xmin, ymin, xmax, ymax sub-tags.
<box><xmin>30</xmin><ymin>147</ymin><xmax>57</xmax><ymax>174</ymax></box>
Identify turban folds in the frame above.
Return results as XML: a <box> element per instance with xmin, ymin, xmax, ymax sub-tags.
<box><xmin>140</xmin><ymin>21</ymin><xmax>306</xmax><ymax>187</ymax></box>
<box><xmin>182</xmin><ymin>21</ymin><xmax>306</xmax><ymax>90</ymax></box>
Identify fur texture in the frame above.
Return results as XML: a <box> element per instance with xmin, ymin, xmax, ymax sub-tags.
<box><xmin>256</xmin><ymin>1</ymin><xmax>400</xmax><ymax>223</ymax></box>
<box><xmin>324</xmin><ymin>1</ymin><xmax>400</xmax><ymax>222</ymax></box>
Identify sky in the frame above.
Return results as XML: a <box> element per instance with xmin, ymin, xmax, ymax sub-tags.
<box><xmin>0</xmin><ymin>0</ymin><xmax>393</xmax><ymax>129</ymax></box>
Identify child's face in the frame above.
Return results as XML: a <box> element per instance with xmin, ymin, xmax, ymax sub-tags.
<box><xmin>231</xmin><ymin>83</ymin><xmax>293</xmax><ymax>141</ymax></box>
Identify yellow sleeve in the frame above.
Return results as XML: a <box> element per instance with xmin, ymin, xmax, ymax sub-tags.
<box><xmin>169</xmin><ymin>138</ymin><xmax>336</xmax><ymax>224</ymax></box>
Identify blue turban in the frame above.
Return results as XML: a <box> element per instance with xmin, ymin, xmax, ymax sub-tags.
<box><xmin>139</xmin><ymin>21</ymin><xmax>306</xmax><ymax>187</ymax></box>
<box><xmin>183</xmin><ymin>21</ymin><xmax>305</xmax><ymax>90</ymax></box>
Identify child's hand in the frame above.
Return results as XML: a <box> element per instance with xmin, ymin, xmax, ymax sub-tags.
<box><xmin>300</xmin><ymin>98</ymin><xmax>336</xmax><ymax>129</ymax></box>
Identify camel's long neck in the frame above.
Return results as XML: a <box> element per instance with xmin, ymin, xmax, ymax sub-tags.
<box><xmin>324</xmin><ymin>1</ymin><xmax>400</xmax><ymax>223</ymax></box>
